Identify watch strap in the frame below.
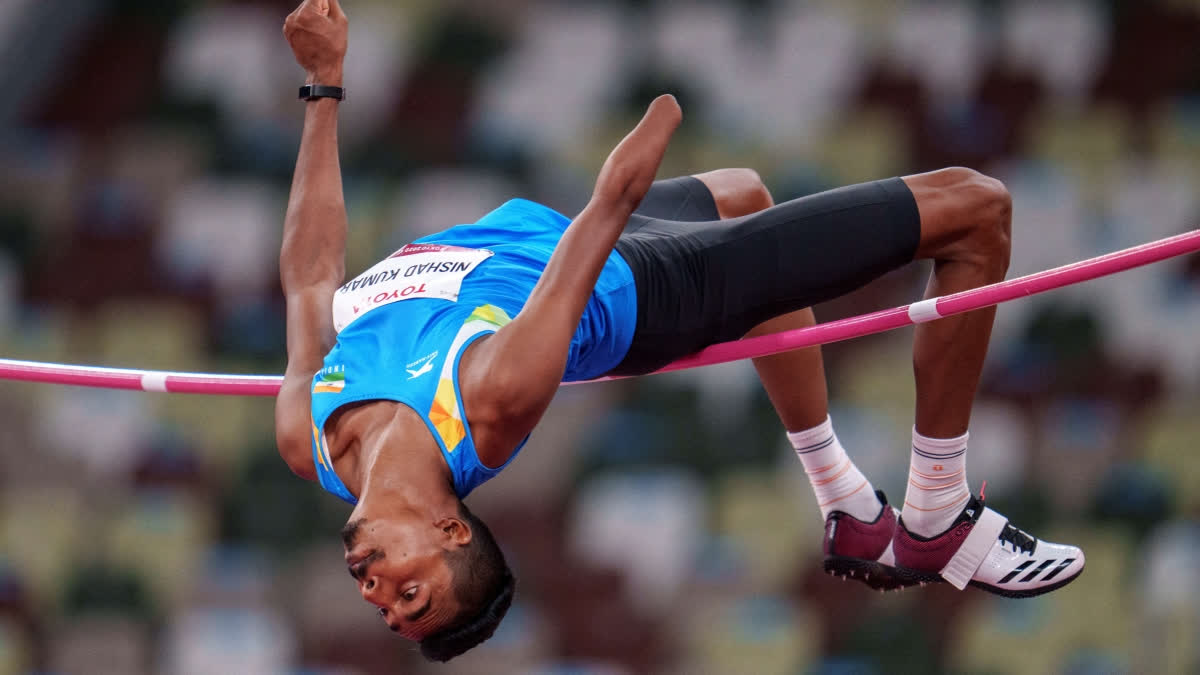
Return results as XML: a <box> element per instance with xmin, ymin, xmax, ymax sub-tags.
<box><xmin>298</xmin><ymin>84</ymin><xmax>345</xmax><ymax>101</ymax></box>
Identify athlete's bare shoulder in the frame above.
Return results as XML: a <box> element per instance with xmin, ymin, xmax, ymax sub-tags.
<box><xmin>455</xmin><ymin>334</ymin><xmax>526</xmax><ymax>469</ymax></box>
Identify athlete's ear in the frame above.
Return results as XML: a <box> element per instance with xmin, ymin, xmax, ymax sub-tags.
<box><xmin>436</xmin><ymin>517</ymin><xmax>473</xmax><ymax>547</ymax></box>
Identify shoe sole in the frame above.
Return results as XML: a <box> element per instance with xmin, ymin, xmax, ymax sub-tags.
<box><xmin>823</xmin><ymin>555</ymin><xmax>921</xmax><ymax>592</ymax></box>
<box><xmin>889</xmin><ymin>562</ymin><xmax>1085</xmax><ymax>598</ymax></box>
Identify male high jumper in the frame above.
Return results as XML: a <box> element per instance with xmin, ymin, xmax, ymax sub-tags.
<box><xmin>274</xmin><ymin>0</ymin><xmax>1083</xmax><ymax>662</ymax></box>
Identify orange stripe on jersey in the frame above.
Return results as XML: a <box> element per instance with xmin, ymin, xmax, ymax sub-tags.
<box><xmin>311</xmin><ymin>419</ymin><xmax>328</xmax><ymax>469</ymax></box>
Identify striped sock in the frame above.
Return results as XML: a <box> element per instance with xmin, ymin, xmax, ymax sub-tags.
<box><xmin>788</xmin><ymin>416</ymin><xmax>881</xmax><ymax>522</ymax></box>
<box><xmin>901</xmin><ymin>427</ymin><xmax>971</xmax><ymax>537</ymax></box>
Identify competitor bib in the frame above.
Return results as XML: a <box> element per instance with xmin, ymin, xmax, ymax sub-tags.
<box><xmin>332</xmin><ymin>243</ymin><xmax>494</xmax><ymax>333</ymax></box>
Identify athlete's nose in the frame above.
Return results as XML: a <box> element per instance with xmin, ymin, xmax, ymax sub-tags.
<box><xmin>360</xmin><ymin>576</ymin><xmax>386</xmax><ymax>606</ymax></box>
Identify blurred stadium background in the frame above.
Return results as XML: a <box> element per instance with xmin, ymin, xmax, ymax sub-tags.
<box><xmin>1</xmin><ymin>0</ymin><xmax>1199</xmax><ymax>673</ymax></box>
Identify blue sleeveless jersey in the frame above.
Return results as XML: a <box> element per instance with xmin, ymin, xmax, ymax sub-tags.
<box><xmin>310</xmin><ymin>199</ymin><xmax>637</xmax><ymax>504</ymax></box>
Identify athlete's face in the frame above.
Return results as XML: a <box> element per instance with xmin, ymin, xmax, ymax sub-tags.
<box><xmin>341</xmin><ymin>516</ymin><xmax>464</xmax><ymax>640</ymax></box>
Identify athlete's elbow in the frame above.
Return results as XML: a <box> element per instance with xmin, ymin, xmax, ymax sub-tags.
<box><xmin>275</xmin><ymin>434</ymin><xmax>318</xmax><ymax>481</ymax></box>
<box><xmin>274</xmin><ymin>414</ymin><xmax>318</xmax><ymax>481</ymax></box>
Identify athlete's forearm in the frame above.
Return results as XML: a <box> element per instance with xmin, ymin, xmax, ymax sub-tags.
<box><xmin>280</xmin><ymin>94</ymin><xmax>347</xmax><ymax>294</ymax></box>
<box><xmin>469</xmin><ymin>97</ymin><xmax>681</xmax><ymax>433</ymax></box>
<box><xmin>516</xmin><ymin>95</ymin><xmax>681</xmax><ymax>346</ymax></box>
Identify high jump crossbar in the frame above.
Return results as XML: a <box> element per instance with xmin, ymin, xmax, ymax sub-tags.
<box><xmin>1</xmin><ymin>229</ymin><xmax>1197</xmax><ymax>396</ymax></box>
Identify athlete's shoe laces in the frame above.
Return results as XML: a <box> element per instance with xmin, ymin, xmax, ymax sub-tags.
<box><xmin>996</xmin><ymin>523</ymin><xmax>1036</xmax><ymax>555</ymax></box>
<box><xmin>822</xmin><ymin>491</ymin><xmax>918</xmax><ymax>592</ymax></box>
<box><xmin>892</xmin><ymin>492</ymin><xmax>1086</xmax><ymax>598</ymax></box>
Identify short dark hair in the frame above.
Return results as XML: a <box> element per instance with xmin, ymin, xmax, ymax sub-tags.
<box><xmin>418</xmin><ymin>501</ymin><xmax>515</xmax><ymax>662</ymax></box>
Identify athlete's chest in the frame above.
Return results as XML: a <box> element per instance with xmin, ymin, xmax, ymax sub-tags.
<box><xmin>321</xmin><ymin>400</ymin><xmax>437</xmax><ymax>484</ymax></box>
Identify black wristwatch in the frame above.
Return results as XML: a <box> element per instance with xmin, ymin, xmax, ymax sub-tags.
<box><xmin>298</xmin><ymin>84</ymin><xmax>345</xmax><ymax>102</ymax></box>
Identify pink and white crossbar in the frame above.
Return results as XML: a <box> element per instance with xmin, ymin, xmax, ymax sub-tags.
<box><xmin>1</xmin><ymin>229</ymin><xmax>1197</xmax><ymax>395</ymax></box>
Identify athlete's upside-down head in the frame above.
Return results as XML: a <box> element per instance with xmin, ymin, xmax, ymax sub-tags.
<box><xmin>341</xmin><ymin>501</ymin><xmax>514</xmax><ymax>661</ymax></box>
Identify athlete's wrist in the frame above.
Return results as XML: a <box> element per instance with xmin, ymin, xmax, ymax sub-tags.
<box><xmin>306</xmin><ymin>66</ymin><xmax>344</xmax><ymax>86</ymax></box>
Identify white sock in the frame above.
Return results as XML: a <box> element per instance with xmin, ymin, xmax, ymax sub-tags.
<box><xmin>901</xmin><ymin>427</ymin><xmax>972</xmax><ymax>537</ymax></box>
<box><xmin>788</xmin><ymin>416</ymin><xmax>881</xmax><ymax>522</ymax></box>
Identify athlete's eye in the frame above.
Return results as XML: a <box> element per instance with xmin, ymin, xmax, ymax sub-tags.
<box><xmin>402</xmin><ymin>587</ymin><xmax>418</xmax><ymax>602</ymax></box>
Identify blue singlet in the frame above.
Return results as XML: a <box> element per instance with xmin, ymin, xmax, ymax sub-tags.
<box><xmin>309</xmin><ymin>199</ymin><xmax>637</xmax><ymax>504</ymax></box>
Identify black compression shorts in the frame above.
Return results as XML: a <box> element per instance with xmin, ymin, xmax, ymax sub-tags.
<box><xmin>610</xmin><ymin>175</ymin><xmax>921</xmax><ymax>376</ymax></box>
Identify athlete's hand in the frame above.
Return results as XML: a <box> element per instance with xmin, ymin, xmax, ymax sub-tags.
<box><xmin>283</xmin><ymin>0</ymin><xmax>348</xmax><ymax>84</ymax></box>
<box><xmin>590</xmin><ymin>95</ymin><xmax>682</xmax><ymax>215</ymax></box>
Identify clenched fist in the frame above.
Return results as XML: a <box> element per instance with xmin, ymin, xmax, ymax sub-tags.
<box><xmin>283</xmin><ymin>0</ymin><xmax>348</xmax><ymax>84</ymax></box>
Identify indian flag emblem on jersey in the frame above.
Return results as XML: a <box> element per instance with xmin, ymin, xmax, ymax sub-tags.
<box><xmin>313</xmin><ymin>366</ymin><xmax>346</xmax><ymax>394</ymax></box>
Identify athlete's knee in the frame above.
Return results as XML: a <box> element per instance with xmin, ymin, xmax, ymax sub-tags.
<box><xmin>959</xmin><ymin>169</ymin><xmax>1012</xmax><ymax>276</ymax></box>
<box><xmin>694</xmin><ymin>167</ymin><xmax>774</xmax><ymax>217</ymax></box>
<box><xmin>915</xmin><ymin>167</ymin><xmax>1011</xmax><ymax>276</ymax></box>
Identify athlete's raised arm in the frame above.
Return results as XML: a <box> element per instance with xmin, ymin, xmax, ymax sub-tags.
<box><xmin>465</xmin><ymin>95</ymin><xmax>682</xmax><ymax>461</ymax></box>
<box><xmin>273</xmin><ymin>0</ymin><xmax>349</xmax><ymax>479</ymax></box>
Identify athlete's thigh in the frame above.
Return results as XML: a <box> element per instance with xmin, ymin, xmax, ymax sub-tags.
<box><xmin>611</xmin><ymin>177</ymin><xmax>920</xmax><ymax>375</ymax></box>
<box><xmin>690</xmin><ymin>178</ymin><xmax>920</xmax><ymax>333</ymax></box>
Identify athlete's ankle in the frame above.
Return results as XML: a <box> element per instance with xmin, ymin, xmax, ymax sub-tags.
<box><xmin>789</xmin><ymin>416</ymin><xmax>881</xmax><ymax>522</ymax></box>
<box><xmin>901</xmin><ymin>427</ymin><xmax>970</xmax><ymax>537</ymax></box>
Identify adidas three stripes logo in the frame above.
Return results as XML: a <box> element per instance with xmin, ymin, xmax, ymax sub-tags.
<box><xmin>997</xmin><ymin>558</ymin><xmax>1076</xmax><ymax>584</ymax></box>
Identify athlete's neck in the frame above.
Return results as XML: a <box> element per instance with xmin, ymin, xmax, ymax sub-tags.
<box><xmin>331</xmin><ymin>401</ymin><xmax>456</xmax><ymax>506</ymax></box>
